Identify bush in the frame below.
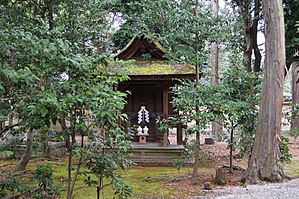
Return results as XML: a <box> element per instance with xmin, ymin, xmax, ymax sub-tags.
<box><xmin>31</xmin><ymin>164</ymin><xmax>61</xmax><ymax>199</ymax></box>
<box><xmin>287</xmin><ymin>128</ymin><xmax>299</xmax><ymax>139</ymax></box>
<box><xmin>279</xmin><ymin>136</ymin><xmax>292</xmax><ymax>163</ymax></box>
<box><xmin>0</xmin><ymin>151</ymin><xmax>15</xmax><ymax>159</ymax></box>
<box><xmin>0</xmin><ymin>172</ymin><xmax>30</xmax><ymax>197</ymax></box>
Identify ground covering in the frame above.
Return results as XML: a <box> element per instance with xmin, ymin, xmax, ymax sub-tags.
<box><xmin>1</xmin><ymin>138</ymin><xmax>299</xmax><ymax>199</ymax></box>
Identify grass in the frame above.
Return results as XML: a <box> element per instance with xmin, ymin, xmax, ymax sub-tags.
<box><xmin>0</xmin><ymin>158</ymin><xmax>203</xmax><ymax>198</ymax></box>
<box><xmin>2</xmin><ymin>154</ymin><xmax>299</xmax><ymax>198</ymax></box>
<box><xmin>284</xmin><ymin>158</ymin><xmax>299</xmax><ymax>178</ymax></box>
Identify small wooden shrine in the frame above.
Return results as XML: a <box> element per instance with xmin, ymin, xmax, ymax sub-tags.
<box><xmin>116</xmin><ymin>35</ymin><xmax>195</xmax><ymax>150</ymax></box>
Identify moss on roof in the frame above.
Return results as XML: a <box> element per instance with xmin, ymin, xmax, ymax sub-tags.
<box><xmin>126</xmin><ymin>61</ymin><xmax>195</xmax><ymax>75</ymax></box>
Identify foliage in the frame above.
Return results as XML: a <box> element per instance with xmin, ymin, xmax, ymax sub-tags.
<box><xmin>173</xmin><ymin>158</ymin><xmax>185</xmax><ymax>175</ymax></box>
<box><xmin>219</xmin><ymin>67</ymin><xmax>262</xmax><ymax>157</ymax></box>
<box><xmin>0</xmin><ymin>151</ymin><xmax>15</xmax><ymax>160</ymax></box>
<box><xmin>82</xmin><ymin>139</ymin><xmax>133</xmax><ymax>199</ymax></box>
<box><xmin>227</xmin><ymin>0</ymin><xmax>263</xmax><ymax>71</ymax></box>
<box><xmin>109</xmin><ymin>0</ymin><xmax>233</xmax><ymax>71</ymax></box>
<box><xmin>287</xmin><ymin>128</ymin><xmax>299</xmax><ymax>139</ymax></box>
<box><xmin>284</xmin><ymin>0</ymin><xmax>299</xmax><ymax>68</ymax></box>
<box><xmin>283</xmin><ymin>104</ymin><xmax>299</xmax><ymax>140</ymax></box>
<box><xmin>284</xmin><ymin>104</ymin><xmax>299</xmax><ymax>127</ymax></box>
<box><xmin>171</xmin><ymin>80</ymin><xmax>221</xmax><ymax>132</ymax></box>
<box><xmin>0</xmin><ymin>172</ymin><xmax>30</xmax><ymax>197</ymax></box>
<box><xmin>170</xmin><ymin>66</ymin><xmax>261</xmax><ymax>174</ymax></box>
<box><xmin>0</xmin><ymin>135</ymin><xmax>22</xmax><ymax>151</ymax></box>
<box><xmin>0</xmin><ymin>1</ymin><xmax>133</xmax><ymax>198</ymax></box>
<box><xmin>113</xmin><ymin>179</ymin><xmax>133</xmax><ymax>199</ymax></box>
<box><xmin>31</xmin><ymin>164</ymin><xmax>61</xmax><ymax>199</ymax></box>
<box><xmin>279</xmin><ymin>136</ymin><xmax>292</xmax><ymax>163</ymax></box>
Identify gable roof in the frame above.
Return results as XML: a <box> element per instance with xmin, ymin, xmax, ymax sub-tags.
<box><xmin>115</xmin><ymin>35</ymin><xmax>195</xmax><ymax>76</ymax></box>
<box><xmin>116</xmin><ymin>35</ymin><xmax>167</xmax><ymax>61</ymax></box>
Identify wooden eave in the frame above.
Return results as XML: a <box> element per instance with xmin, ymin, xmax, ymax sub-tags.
<box><xmin>115</xmin><ymin>34</ymin><xmax>196</xmax><ymax>78</ymax></box>
<box><xmin>119</xmin><ymin>74</ymin><xmax>198</xmax><ymax>86</ymax></box>
<box><xmin>116</xmin><ymin>35</ymin><xmax>167</xmax><ymax>61</ymax></box>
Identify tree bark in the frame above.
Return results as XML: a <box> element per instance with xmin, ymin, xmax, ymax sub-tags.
<box><xmin>244</xmin><ymin>0</ymin><xmax>285</xmax><ymax>183</ymax></box>
<box><xmin>252</xmin><ymin>0</ymin><xmax>262</xmax><ymax>72</ymax></box>
<box><xmin>243</xmin><ymin>18</ymin><xmax>253</xmax><ymax>72</ymax></box>
<box><xmin>192</xmin><ymin>0</ymin><xmax>200</xmax><ymax>182</ymax></box>
<box><xmin>291</xmin><ymin>62</ymin><xmax>299</xmax><ymax>130</ymax></box>
<box><xmin>215</xmin><ymin>168</ymin><xmax>226</xmax><ymax>184</ymax></box>
<box><xmin>16</xmin><ymin>129</ymin><xmax>33</xmax><ymax>171</ymax></box>
<box><xmin>211</xmin><ymin>0</ymin><xmax>223</xmax><ymax>138</ymax></box>
<box><xmin>60</xmin><ymin>115</ymin><xmax>70</xmax><ymax>150</ymax></box>
<box><xmin>229</xmin><ymin>125</ymin><xmax>234</xmax><ymax>173</ymax></box>
<box><xmin>236</xmin><ymin>0</ymin><xmax>262</xmax><ymax>72</ymax></box>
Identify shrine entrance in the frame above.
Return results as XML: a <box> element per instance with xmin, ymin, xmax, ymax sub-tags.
<box><xmin>122</xmin><ymin>84</ymin><xmax>164</xmax><ymax>143</ymax></box>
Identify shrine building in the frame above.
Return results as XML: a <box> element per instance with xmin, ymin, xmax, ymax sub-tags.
<box><xmin>116</xmin><ymin>35</ymin><xmax>196</xmax><ymax>163</ymax></box>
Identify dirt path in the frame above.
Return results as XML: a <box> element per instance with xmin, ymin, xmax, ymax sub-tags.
<box><xmin>192</xmin><ymin>137</ymin><xmax>299</xmax><ymax>199</ymax></box>
<box><xmin>194</xmin><ymin>178</ymin><xmax>299</xmax><ymax>199</ymax></box>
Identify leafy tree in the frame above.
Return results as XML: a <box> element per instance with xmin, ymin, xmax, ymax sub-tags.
<box><xmin>284</xmin><ymin>0</ymin><xmax>299</xmax><ymax>69</ymax></box>
<box><xmin>219</xmin><ymin>67</ymin><xmax>261</xmax><ymax>172</ymax></box>
<box><xmin>31</xmin><ymin>164</ymin><xmax>61</xmax><ymax>199</ymax></box>
<box><xmin>171</xmin><ymin>80</ymin><xmax>222</xmax><ymax>182</ymax></box>
<box><xmin>0</xmin><ymin>1</ymin><xmax>133</xmax><ymax>199</ymax></box>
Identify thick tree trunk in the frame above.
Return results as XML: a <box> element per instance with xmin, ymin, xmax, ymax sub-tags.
<box><xmin>16</xmin><ymin>129</ymin><xmax>33</xmax><ymax>171</ymax></box>
<box><xmin>211</xmin><ymin>0</ymin><xmax>223</xmax><ymax>138</ymax></box>
<box><xmin>291</xmin><ymin>62</ymin><xmax>299</xmax><ymax>129</ymax></box>
<box><xmin>244</xmin><ymin>0</ymin><xmax>285</xmax><ymax>183</ymax></box>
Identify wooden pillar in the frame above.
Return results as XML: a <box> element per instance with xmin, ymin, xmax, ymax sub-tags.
<box><xmin>9</xmin><ymin>113</ymin><xmax>13</xmax><ymax>127</ymax></box>
<box><xmin>177</xmin><ymin>125</ymin><xmax>182</xmax><ymax>145</ymax></box>
<box><xmin>177</xmin><ymin>123</ymin><xmax>183</xmax><ymax>145</ymax></box>
<box><xmin>127</xmin><ymin>112</ymin><xmax>131</xmax><ymax>136</ymax></box>
<box><xmin>163</xmin><ymin>86</ymin><xmax>169</xmax><ymax>118</ymax></box>
<box><xmin>292</xmin><ymin>62</ymin><xmax>299</xmax><ymax>130</ymax></box>
<box><xmin>162</xmin><ymin>86</ymin><xmax>169</xmax><ymax>146</ymax></box>
<box><xmin>155</xmin><ymin>113</ymin><xmax>159</xmax><ymax>142</ymax></box>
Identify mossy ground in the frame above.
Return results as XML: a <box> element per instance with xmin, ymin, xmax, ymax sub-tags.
<box><xmin>1</xmin><ymin>139</ymin><xmax>299</xmax><ymax>199</ymax></box>
<box><xmin>1</xmin><ymin>159</ymin><xmax>207</xmax><ymax>198</ymax></box>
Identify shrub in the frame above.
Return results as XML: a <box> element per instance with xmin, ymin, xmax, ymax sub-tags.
<box><xmin>279</xmin><ymin>136</ymin><xmax>292</xmax><ymax>163</ymax></box>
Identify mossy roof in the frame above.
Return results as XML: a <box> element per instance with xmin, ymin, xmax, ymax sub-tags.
<box><xmin>126</xmin><ymin>61</ymin><xmax>195</xmax><ymax>75</ymax></box>
<box><xmin>115</xmin><ymin>35</ymin><xmax>195</xmax><ymax>76</ymax></box>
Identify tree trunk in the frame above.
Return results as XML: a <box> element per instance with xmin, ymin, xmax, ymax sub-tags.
<box><xmin>67</xmin><ymin>112</ymin><xmax>76</xmax><ymax>199</ymax></box>
<box><xmin>229</xmin><ymin>125</ymin><xmax>234</xmax><ymax>173</ymax></box>
<box><xmin>16</xmin><ymin>129</ymin><xmax>33</xmax><ymax>171</ymax></box>
<box><xmin>60</xmin><ymin>115</ymin><xmax>70</xmax><ymax>150</ymax></box>
<box><xmin>211</xmin><ymin>0</ymin><xmax>223</xmax><ymax>138</ymax></box>
<box><xmin>252</xmin><ymin>0</ymin><xmax>262</xmax><ymax>72</ymax></box>
<box><xmin>192</xmin><ymin>0</ymin><xmax>200</xmax><ymax>183</ymax></box>
<box><xmin>291</xmin><ymin>62</ymin><xmax>299</xmax><ymax>130</ymax></box>
<box><xmin>236</xmin><ymin>0</ymin><xmax>261</xmax><ymax>72</ymax></box>
<box><xmin>244</xmin><ymin>0</ymin><xmax>285</xmax><ymax>183</ymax></box>
<box><xmin>215</xmin><ymin>168</ymin><xmax>226</xmax><ymax>184</ymax></box>
<box><xmin>243</xmin><ymin>18</ymin><xmax>253</xmax><ymax>72</ymax></box>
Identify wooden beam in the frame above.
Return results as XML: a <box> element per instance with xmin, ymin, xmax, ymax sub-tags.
<box><xmin>163</xmin><ymin>86</ymin><xmax>169</xmax><ymax>118</ymax></box>
<box><xmin>162</xmin><ymin>86</ymin><xmax>169</xmax><ymax>146</ymax></box>
<box><xmin>177</xmin><ymin>123</ymin><xmax>183</xmax><ymax>145</ymax></box>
